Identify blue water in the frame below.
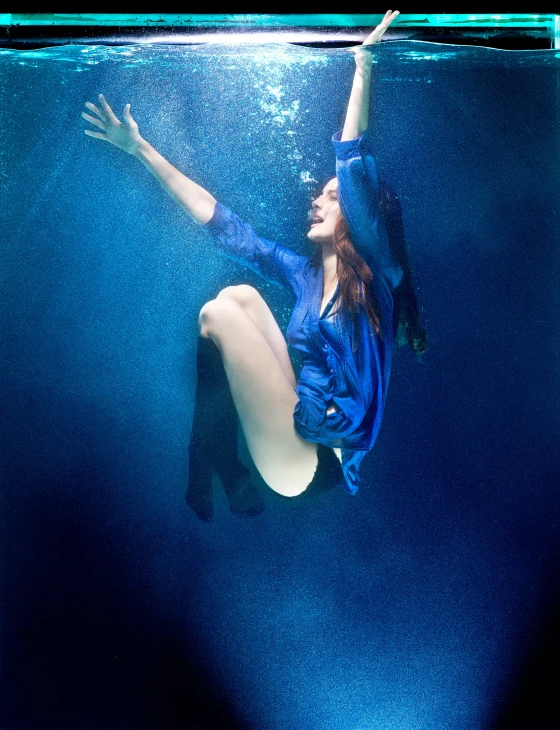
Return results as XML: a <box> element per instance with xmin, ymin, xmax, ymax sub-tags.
<box><xmin>1</xmin><ymin>42</ymin><xmax>559</xmax><ymax>729</ymax></box>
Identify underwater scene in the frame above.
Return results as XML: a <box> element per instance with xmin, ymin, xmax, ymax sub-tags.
<box><xmin>1</xmin><ymin>40</ymin><xmax>559</xmax><ymax>729</ymax></box>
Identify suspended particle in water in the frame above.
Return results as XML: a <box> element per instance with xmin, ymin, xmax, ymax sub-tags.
<box><xmin>300</xmin><ymin>171</ymin><xmax>317</xmax><ymax>184</ymax></box>
<box><xmin>266</xmin><ymin>85</ymin><xmax>285</xmax><ymax>101</ymax></box>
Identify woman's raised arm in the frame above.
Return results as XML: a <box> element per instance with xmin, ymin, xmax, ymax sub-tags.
<box><xmin>82</xmin><ymin>94</ymin><xmax>216</xmax><ymax>225</ymax></box>
<box><xmin>341</xmin><ymin>10</ymin><xmax>399</xmax><ymax>142</ymax></box>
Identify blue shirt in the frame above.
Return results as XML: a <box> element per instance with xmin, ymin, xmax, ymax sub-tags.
<box><xmin>204</xmin><ymin>129</ymin><xmax>403</xmax><ymax>494</ymax></box>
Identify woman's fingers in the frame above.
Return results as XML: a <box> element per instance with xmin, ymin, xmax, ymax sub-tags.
<box><xmin>123</xmin><ymin>103</ymin><xmax>138</xmax><ymax>129</ymax></box>
<box><xmin>84</xmin><ymin>129</ymin><xmax>108</xmax><ymax>140</ymax></box>
<box><xmin>379</xmin><ymin>9</ymin><xmax>399</xmax><ymax>27</ymax></box>
<box><xmin>98</xmin><ymin>94</ymin><xmax>119</xmax><ymax>123</ymax></box>
<box><xmin>385</xmin><ymin>10</ymin><xmax>400</xmax><ymax>26</ymax></box>
<box><xmin>81</xmin><ymin>111</ymin><xmax>105</xmax><ymax>130</ymax></box>
<box><xmin>362</xmin><ymin>9</ymin><xmax>399</xmax><ymax>45</ymax></box>
<box><xmin>85</xmin><ymin>101</ymin><xmax>107</xmax><ymax>121</ymax></box>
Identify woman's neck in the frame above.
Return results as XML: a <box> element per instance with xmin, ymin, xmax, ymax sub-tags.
<box><xmin>321</xmin><ymin>242</ymin><xmax>338</xmax><ymax>293</ymax></box>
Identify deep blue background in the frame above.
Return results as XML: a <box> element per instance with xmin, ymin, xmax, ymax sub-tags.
<box><xmin>1</xmin><ymin>43</ymin><xmax>559</xmax><ymax>729</ymax></box>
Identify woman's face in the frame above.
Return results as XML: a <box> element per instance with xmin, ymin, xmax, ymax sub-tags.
<box><xmin>307</xmin><ymin>178</ymin><xmax>340</xmax><ymax>245</ymax></box>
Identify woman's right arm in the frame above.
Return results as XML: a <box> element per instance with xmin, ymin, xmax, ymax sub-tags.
<box><xmin>82</xmin><ymin>94</ymin><xmax>216</xmax><ymax>224</ymax></box>
<box><xmin>83</xmin><ymin>94</ymin><xmax>307</xmax><ymax>295</ymax></box>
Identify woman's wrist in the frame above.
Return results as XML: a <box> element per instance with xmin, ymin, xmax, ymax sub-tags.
<box><xmin>133</xmin><ymin>137</ymin><xmax>152</xmax><ymax>161</ymax></box>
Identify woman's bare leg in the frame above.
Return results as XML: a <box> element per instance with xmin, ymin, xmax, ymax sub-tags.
<box><xmin>216</xmin><ymin>285</ymin><xmax>297</xmax><ymax>389</ymax></box>
<box><xmin>218</xmin><ymin>287</ymin><xmax>343</xmax><ymax>465</ymax></box>
<box><xmin>198</xmin><ymin>294</ymin><xmax>318</xmax><ymax>497</ymax></box>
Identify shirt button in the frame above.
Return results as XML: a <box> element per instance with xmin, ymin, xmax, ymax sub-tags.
<box><xmin>329</xmin><ymin>368</ymin><xmax>334</xmax><ymax>374</ymax></box>
<box><xmin>322</xmin><ymin>344</ymin><xmax>328</xmax><ymax>351</ymax></box>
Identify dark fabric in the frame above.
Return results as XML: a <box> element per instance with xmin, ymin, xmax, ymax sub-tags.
<box><xmin>186</xmin><ymin>337</ymin><xmax>264</xmax><ymax>520</ymax></box>
<box><xmin>307</xmin><ymin>444</ymin><xmax>346</xmax><ymax>494</ymax></box>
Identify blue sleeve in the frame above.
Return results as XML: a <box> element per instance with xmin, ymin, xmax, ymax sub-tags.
<box><xmin>332</xmin><ymin>129</ymin><xmax>403</xmax><ymax>292</ymax></box>
<box><xmin>204</xmin><ymin>202</ymin><xmax>307</xmax><ymax>299</ymax></box>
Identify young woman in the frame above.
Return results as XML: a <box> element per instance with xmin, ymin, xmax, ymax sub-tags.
<box><xmin>82</xmin><ymin>10</ymin><xmax>427</xmax><ymax>514</ymax></box>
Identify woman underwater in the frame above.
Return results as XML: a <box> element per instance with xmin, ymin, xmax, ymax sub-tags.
<box><xmin>82</xmin><ymin>10</ymin><xmax>427</xmax><ymax>518</ymax></box>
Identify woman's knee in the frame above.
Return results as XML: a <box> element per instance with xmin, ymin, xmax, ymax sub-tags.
<box><xmin>198</xmin><ymin>297</ymin><xmax>240</xmax><ymax>338</ymax></box>
<box><xmin>216</xmin><ymin>284</ymin><xmax>261</xmax><ymax>309</ymax></box>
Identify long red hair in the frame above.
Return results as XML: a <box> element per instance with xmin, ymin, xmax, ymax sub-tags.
<box><xmin>312</xmin><ymin>182</ymin><xmax>428</xmax><ymax>357</ymax></box>
<box><xmin>332</xmin><ymin>213</ymin><xmax>383</xmax><ymax>339</ymax></box>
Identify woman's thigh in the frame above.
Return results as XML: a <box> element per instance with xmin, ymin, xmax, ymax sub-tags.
<box><xmin>217</xmin><ymin>285</ymin><xmax>297</xmax><ymax>389</ymax></box>
<box><xmin>199</xmin><ymin>296</ymin><xmax>317</xmax><ymax>497</ymax></box>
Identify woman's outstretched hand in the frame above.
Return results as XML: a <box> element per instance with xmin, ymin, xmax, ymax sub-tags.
<box><xmin>82</xmin><ymin>94</ymin><xmax>142</xmax><ymax>155</ymax></box>
<box><xmin>362</xmin><ymin>9</ymin><xmax>400</xmax><ymax>46</ymax></box>
<box><xmin>355</xmin><ymin>10</ymin><xmax>399</xmax><ymax>68</ymax></box>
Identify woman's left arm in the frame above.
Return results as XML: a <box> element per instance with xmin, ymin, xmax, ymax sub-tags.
<box><xmin>341</xmin><ymin>10</ymin><xmax>399</xmax><ymax>141</ymax></box>
<box><xmin>335</xmin><ymin>10</ymin><xmax>403</xmax><ymax>291</ymax></box>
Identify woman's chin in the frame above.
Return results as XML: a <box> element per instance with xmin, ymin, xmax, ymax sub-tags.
<box><xmin>308</xmin><ymin>232</ymin><xmax>331</xmax><ymax>246</ymax></box>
